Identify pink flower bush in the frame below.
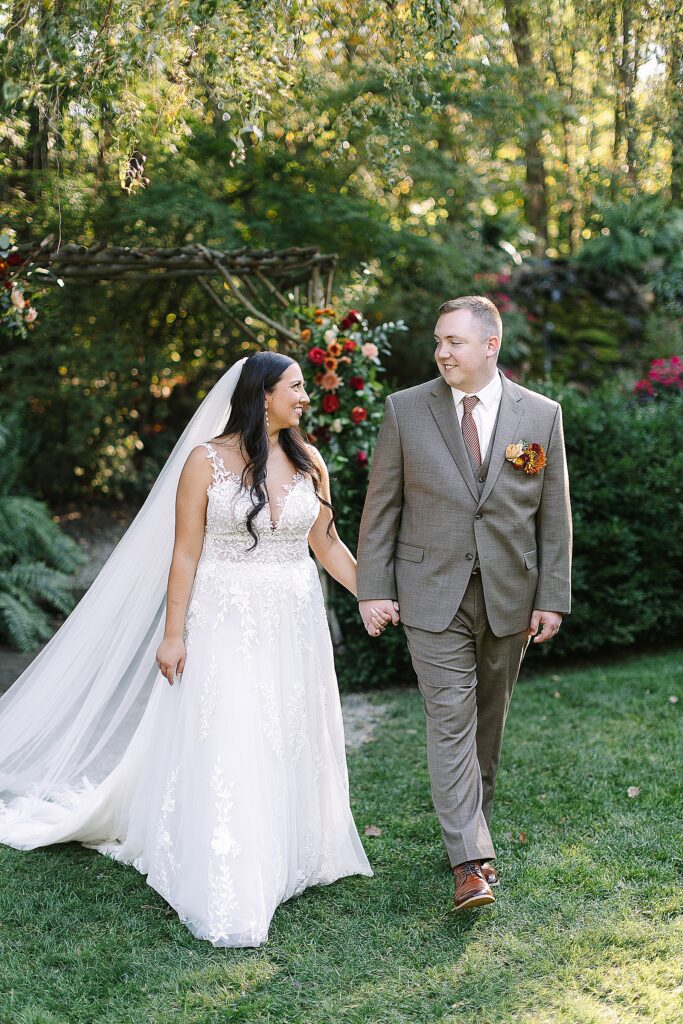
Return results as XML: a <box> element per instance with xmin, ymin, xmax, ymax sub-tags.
<box><xmin>633</xmin><ymin>356</ymin><xmax>683</xmax><ymax>399</ymax></box>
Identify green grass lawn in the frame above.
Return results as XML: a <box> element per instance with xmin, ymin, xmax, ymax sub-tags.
<box><xmin>1</xmin><ymin>650</ymin><xmax>681</xmax><ymax>1024</ymax></box>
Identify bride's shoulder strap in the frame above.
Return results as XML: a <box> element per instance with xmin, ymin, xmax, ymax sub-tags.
<box><xmin>201</xmin><ymin>441</ymin><xmax>230</xmax><ymax>487</ymax></box>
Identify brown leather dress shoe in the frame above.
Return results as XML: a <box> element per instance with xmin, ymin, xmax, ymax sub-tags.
<box><xmin>480</xmin><ymin>861</ymin><xmax>499</xmax><ymax>887</ymax></box>
<box><xmin>453</xmin><ymin>860</ymin><xmax>496</xmax><ymax>910</ymax></box>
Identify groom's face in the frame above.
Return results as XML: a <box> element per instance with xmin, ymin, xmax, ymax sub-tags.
<box><xmin>434</xmin><ymin>310</ymin><xmax>495</xmax><ymax>392</ymax></box>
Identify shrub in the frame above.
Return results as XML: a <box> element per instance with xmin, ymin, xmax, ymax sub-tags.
<box><xmin>0</xmin><ymin>413</ymin><xmax>85</xmax><ymax>651</ymax></box>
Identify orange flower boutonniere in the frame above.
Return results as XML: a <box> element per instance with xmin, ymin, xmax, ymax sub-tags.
<box><xmin>505</xmin><ymin>440</ymin><xmax>547</xmax><ymax>475</ymax></box>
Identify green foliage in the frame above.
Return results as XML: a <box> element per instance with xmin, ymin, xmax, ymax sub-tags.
<box><xmin>577</xmin><ymin>197</ymin><xmax>683</xmax><ymax>279</ymax></box>
<box><xmin>0</xmin><ymin>413</ymin><xmax>85</xmax><ymax>651</ymax></box>
<box><xmin>642</xmin><ymin>312</ymin><xmax>683</xmax><ymax>360</ymax></box>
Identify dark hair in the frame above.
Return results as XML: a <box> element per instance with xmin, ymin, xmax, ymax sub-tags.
<box><xmin>218</xmin><ymin>351</ymin><xmax>333</xmax><ymax>548</ymax></box>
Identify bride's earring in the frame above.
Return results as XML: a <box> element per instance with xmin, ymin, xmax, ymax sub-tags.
<box><xmin>265</xmin><ymin>404</ymin><xmax>270</xmax><ymax>432</ymax></box>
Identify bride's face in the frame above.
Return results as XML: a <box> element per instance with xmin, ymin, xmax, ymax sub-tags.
<box><xmin>266</xmin><ymin>362</ymin><xmax>310</xmax><ymax>431</ymax></box>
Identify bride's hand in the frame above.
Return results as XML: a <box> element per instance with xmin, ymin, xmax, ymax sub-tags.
<box><xmin>156</xmin><ymin>637</ymin><xmax>186</xmax><ymax>685</ymax></box>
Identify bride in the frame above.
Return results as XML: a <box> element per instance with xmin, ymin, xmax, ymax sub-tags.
<box><xmin>0</xmin><ymin>351</ymin><xmax>389</xmax><ymax>947</ymax></box>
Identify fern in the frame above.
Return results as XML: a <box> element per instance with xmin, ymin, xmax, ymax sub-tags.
<box><xmin>0</xmin><ymin>412</ymin><xmax>86</xmax><ymax>651</ymax></box>
<box><xmin>0</xmin><ymin>589</ymin><xmax>52</xmax><ymax>652</ymax></box>
<box><xmin>5</xmin><ymin>561</ymin><xmax>77</xmax><ymax>616</ymax></box>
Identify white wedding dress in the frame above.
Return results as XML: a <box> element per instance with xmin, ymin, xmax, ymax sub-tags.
<box><xmin>0</xmin><ymin>442</ymin><xmax>372</xmax><ymax>947</ymax></box>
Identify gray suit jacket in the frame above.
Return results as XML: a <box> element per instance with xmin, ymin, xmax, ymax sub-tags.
<box><xmin>356</xmin><ymin>371</ymin><xmax>572</xmax><ymax>636</ymax></box>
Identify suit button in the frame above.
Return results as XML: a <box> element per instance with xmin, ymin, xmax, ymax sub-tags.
<box><xmin>465</xmin><ymin>553</ymin><xmax>474</xmax><ymax>560</ymax></box>
<box><xmin>475</xmin><ymin>513</ymin><xmax>483</xmax><ymax>520</ymax></box>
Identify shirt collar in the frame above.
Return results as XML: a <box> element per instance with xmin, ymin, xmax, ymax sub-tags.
<box><xmin>451</xmin><ymin>370</ymin><xmax>502</xmax><ymax>411</ymax></box>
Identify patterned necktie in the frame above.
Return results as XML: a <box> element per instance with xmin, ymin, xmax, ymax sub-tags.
<box><xmin>461</xmin><ymin>394</ymin><xmax>482</xmax><ymax>467</ymax></box>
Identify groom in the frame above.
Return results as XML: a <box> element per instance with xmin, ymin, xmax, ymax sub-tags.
<box><xmin>356</xmin><ymin>295</ymin><xmax>572</xmax><ymax>910</ymax></box>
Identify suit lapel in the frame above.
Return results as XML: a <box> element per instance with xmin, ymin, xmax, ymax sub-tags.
<box><xmin>477</xmin><ymin>373</ymin><xmax>524</xmax><ymax>508</ymax></box>
<box><xmin>428</xmin><ymin>378</ymin><xmax>480</xmax><ymax>502</ymax></box>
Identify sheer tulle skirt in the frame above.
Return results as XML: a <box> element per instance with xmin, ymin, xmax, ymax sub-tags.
<box><xmin>0</xmin><ymin>555</ymin><xmax>372</xmax><ymax>947</ymax></box>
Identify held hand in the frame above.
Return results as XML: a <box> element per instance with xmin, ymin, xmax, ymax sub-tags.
<box><xmin>155</xmin><ymin>637</ymin><xmax>186</xmax><ymax>685</ymax></box>
<box><xmin>528</xmin><ymin>610</ymin><xmax>563</xmax><ymax>645</ymax></box>
<box><xmin>359</xmin><ymin>599</ymin><xmax>400</xmax><ymax>638</ymax></box>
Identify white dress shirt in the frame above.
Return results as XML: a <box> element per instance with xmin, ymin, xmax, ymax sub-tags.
<box><xmin>451</xmin><ymin>371</ymin><xmax>503</xmax><ymax>461</ymax></box>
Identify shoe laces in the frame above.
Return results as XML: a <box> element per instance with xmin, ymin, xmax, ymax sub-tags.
<box><xmin>455</xmin><ymin>860</ymin><xmax>482</xmax><ymax>880</ymax></box>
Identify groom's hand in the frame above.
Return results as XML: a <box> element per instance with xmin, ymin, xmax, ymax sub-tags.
<box><xmin>528</xmin><ymin>610</ymin><xmax>563</xmax><ymax>644</ymax></box>
<box><xmin>359</xmin><ymin>599</ymin><xmax>400</xmax><ymax>638</ymax></box>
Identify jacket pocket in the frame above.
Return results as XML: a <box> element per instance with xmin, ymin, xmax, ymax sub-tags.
<box><xmin>523</xmin><ymin>548</ymin><xmax>538</xmax><ymax>570</ymax></box>
<box><xmin>395</xmin><ymin>540</ymin><xmax>424</xmax><ymax>563</ymax></box>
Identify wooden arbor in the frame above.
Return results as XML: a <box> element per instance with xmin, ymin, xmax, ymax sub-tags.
<box><xmin>19</xmin><ymin>237</ymin><xmax>337</xmax><ymax>347</ymax></box>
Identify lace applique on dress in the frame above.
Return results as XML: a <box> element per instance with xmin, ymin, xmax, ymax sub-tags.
<box><xmin>203</xmin><ymin>441</ymin><xmax>234</xmax><ymax>491</ymax></box>
<box><xmin>153</xmin><ymin>765</ymin><xmax>180</xmax><ymax>900</ymax></box>
<box><xmin>207</xmin><ymin>756</ymin><xmax>241</xmax><ymax>941</ymax></box>
<box><xmin>197</xmin><ymin>654</ymin><xmax>218</xmax><ymax>742</ymax></box>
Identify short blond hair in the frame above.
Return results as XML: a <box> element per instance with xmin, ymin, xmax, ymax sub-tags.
<box><xmin>438</xmin><ymin>295</ymin><xmax>503</xmax><ymax>342</ymax></box>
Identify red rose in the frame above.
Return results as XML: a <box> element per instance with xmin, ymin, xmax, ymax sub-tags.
<box><xmin>343</xmin><ymin>339</ymin><xmax>358</xmax><ymax>352</ymax></box>
<box><xmin>349</xmin><ymin>376</ymin><xmax>365</xmax><ymax>391</ymax></box>
<box><xmin>307</xmin><ymin>347</ymin><xmax>326</xmax><ymax>365</ymax></box>
<box><xmin>351</xmin><ymin>406</ymin><xmax>367</xmax><ymax>424</ymax></box>
<box><xmin>340</xmin><ymin>309</ymin><xmax>362</xmax><ymax>330</ymax></box>
<box><xmin>321</xmin><ymin>394</ymin><xmax>340</xmax><ymax>413</ymax></box>
<box><xmin>356</xmin><ymin>450</ymin><xmax>369</xmax><ymax>466</ymax></box>
<box><xmin>8</xmin><ymin>253</ymin><xmax>24</xmax><ymax>267</ymax></box>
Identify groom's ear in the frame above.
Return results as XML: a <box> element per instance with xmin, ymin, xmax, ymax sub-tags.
<box><xmin>485</xmin><ymin>335</ymin><xmax>501</xmax><ymax>357</ymax></box>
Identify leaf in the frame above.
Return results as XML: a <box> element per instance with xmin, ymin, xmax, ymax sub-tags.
<box><xmin>519</xmin><ymin>831</ymin><xmax>527</xmax><ymax>844</ymax></box>
<box><xmin>364</xmin><ymin>825</ymin><xmax>383</xmax><ymax>837</ymax></box>
<box><xmin>627</xmin><ymin>786</ymin><xmax>641</xmax><ymax>798</ymax></box>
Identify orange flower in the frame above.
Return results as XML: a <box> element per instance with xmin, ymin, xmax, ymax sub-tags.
<box><xmin>320</xmin><ymin>371</ymin><xmax>342</xmax><ymax>391</ymax></box>
<box><xmin>524</xmin><ymin>449</ymin><xmax>547</xmax><ymax>474</ymax></box>
<box><xmin>314</xmin><ymin>317</ymin><xmax>323</xmax><ymax>325</ymax></box>
<box><xmin>315</xmin><ymin>372</ymin><xmax>324</xmax><ymax>385</ymax></box>
<box><xmin>301</xmin><ymin>328</ymin><xmax>312</xmax><ymax>342</ymax></box>
<box><xmin>506</xmin><ymin>439</ymin><xmax>547</xmax><ymax>475</ymax></box>
<box><xmin>327</xmin><ymin>341</ymin><xmax>343</xmax><ymax>357</ymax></box>
<box><xmin>324</xmin><ymin>356</ymin><xmax>338</xmax><ymax>371</ymax></box>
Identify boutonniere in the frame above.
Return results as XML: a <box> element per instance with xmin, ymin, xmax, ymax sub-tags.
<box><xmin>505</xmin><ymin>440</ymin><xmax>547</xmax><ymax>475</ymax></box>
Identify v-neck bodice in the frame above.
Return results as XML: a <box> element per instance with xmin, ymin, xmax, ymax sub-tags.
<box><xmin>198</xmin><ymin>442</ymin><xmax>320</xmax><ymax>567</ymax></box>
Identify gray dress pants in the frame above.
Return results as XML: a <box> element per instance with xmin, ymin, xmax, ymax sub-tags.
<box><xmin>403</xmin><ymin>571</ymin><xmax>530</xmax><ymax>867</ymax></box>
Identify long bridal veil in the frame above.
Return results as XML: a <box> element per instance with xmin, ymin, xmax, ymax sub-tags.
<box><xmin>0</xmin><ymin>358</ymin><xmax>246</xmax><ymax>815</ymax></box>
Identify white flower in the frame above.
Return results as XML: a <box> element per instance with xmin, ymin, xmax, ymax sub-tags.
<box><xmin>323</xmin><ymin>327</ymin><xmax>338</xmax><ymax>344</ymax></box>
<box><xmin>211</xmin><ymin>823</ymin><xmax>239</xmax><ymax>857</ymax></box>
<box><xmin>331</xmin><ymin>419</ymin><xmax>343</xmax><ymax>433</ymax></box>
<box><xmin>11</xmin><ymin>288</ymin><xmax>24</xmax><ymax>310</ymax></box>
<box><xmin>25</xmin><ymin>307</ymin><xmax>38</xmax><ymax>323</ymax></box>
